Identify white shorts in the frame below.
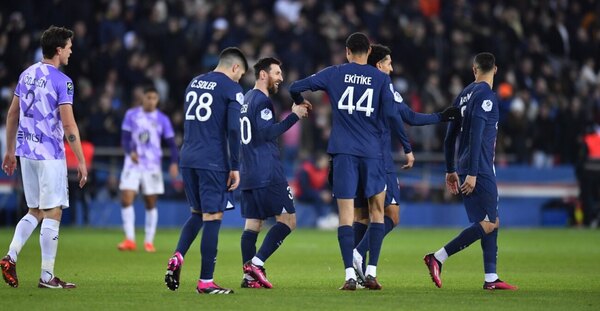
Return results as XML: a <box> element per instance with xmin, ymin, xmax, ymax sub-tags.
<box><xmin>20</xmin><ymin>158</ymin><xmax>69</xmax><ymax>209</ymax></box>
<box><xmin>119</xmin><ymin>168</ymin><xmax>164</xmax><ymax>195</ymax></box>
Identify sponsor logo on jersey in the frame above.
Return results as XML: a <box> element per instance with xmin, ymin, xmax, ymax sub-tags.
<box><xmin>236</xmin><ymin>92</ymin><xmax>244</xmax><ymax>105</ymax></box>
<box><xmin>17</xmin><ymin>130</ymin><xmax>44</xmax><ymax>143</ymax></box>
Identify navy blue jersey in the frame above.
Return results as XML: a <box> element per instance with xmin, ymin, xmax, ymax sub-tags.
<box><xmin>445</xmin><ymin>82</ymin><xmax>499</xmax><ymax>177</ymax></box>
<box><xmin>383</xmin><ymin>97</ymin><xmax>441</xmax><ymax>172</ymax></box>
<box><xmin>179</xmin><ymin>71</ymin><xmax>244</xmax><ymax>171</ymax></box>
<box><xmin>239</xmin><ymin>89</ymin><xmax>299</xmax><ymax>190</ymax></box>
<box><xmin>290</xmin><ymin>63</ymin><xmax>408</xmax><ymax>159</ymax></box>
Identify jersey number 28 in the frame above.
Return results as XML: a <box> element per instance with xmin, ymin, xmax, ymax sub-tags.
<box><xmin>185</xmin><ymin>92</ymin><xmax>213</xmax><ymax>122</ymax></box>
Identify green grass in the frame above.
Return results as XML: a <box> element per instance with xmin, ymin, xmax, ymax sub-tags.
<box><xmin>1</xmin><ymin>228</ymin><xmax>599</xmax><ymax>310</ymax></box>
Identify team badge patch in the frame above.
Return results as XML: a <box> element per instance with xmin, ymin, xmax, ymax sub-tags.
<box><xmin>261</xmin><ymin>108</ymin><xmax>273</xmax><ymax>121</ymax></box>
<box><xmin>482</xmin><ymin>100</ymin><xmax>493</xmax><ymax>112</ymax></box>
<box><xmin>66</xmin><ymin>82</ymin><xmax>74</xmax><ymax>96</ymax></box>
<box><xmin>236</xmin><ymin>92</ymin><xmax>244</xmax><ymax>105</ymax></box>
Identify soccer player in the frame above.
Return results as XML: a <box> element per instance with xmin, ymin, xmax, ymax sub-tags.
<box><xmin>424</xmin><ymin>52</ymin><xmax>517</xmax><ymax>290</ymax></box>
<box><xmin>289</xmin><ymin>32</ymin><xmax>410</xmax><ymax>290</ymax></box>
<box><xmin>239</xmin><ymin>58</ymin><xmax>309</xmax><ymax>289</ymax></box>
<box><xmin>164</xmin><ymin>47</ymin><xmax>247</xmax><ymax>294</ymax></box>
<box><xmin>117</xmin><ymin>86</ymin><xmax>178</xmax><ymax>252</ymax></box>
<box><xmin>1</xmin><ymin>26</ymin><xmax>87</xmax><ymax>289</ymax></box>
<box><xmin>352</xmin><ymin>44</ymin><xmax>460</xmax><ymax>284</ymax></box>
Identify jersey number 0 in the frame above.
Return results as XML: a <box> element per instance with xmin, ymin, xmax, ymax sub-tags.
<box><xmin>240</xmin><ymin>116</ymin><xmax>251</xmax><ymax>144</ymax></box>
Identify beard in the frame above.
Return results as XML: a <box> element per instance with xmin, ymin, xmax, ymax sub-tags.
<box><xmin>267</xmin><ymin>78</ymin><xmax>280</xmax><ymax>95</ymax></box>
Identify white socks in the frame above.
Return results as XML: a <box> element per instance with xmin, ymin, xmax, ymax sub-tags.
<box><xmin>485</xmin><ymin>273</ymin><xmax>499</xmax><ymax>283</ymax></box>
<box><xmin>40</xmin><ymin>219</ymin><xmax>60</xmax><ymax>282</ymax></box>
<box><xmin>345</xmin><ymin>267</ymin><xmax>356</xmax><ymax>281</ymax></box>
<box><xmin>122</xmin><ymin>206</ymin><xmax>159</xmax><ymax>243</ymax></box>
<box><xmin>434</xmin><ymin>247</ymin><xmax>449</xmax><ymax>264</ymax></box>
<box><xmin>8</xmin><ymin>214</ymin><xmax>39</xmax><ymax>262</ymax></box>
<box><xmin>121</xmin><ymin>206</ymin><xmax>135</xmax><ymax>241</ymax></box>
<box><xmin>366</xmin><ymin>265</ymin><xmax>377</xmax><ymax>278</ymax></box>
<box><xmin>144</xmin><ymin>208</ymin><xmax>158</xmax><ymax>244</ymax></box>
<box><xmin>251</xmin><ymin>256</ymin><xmax>264</xmax><ymax>267</ymax></box>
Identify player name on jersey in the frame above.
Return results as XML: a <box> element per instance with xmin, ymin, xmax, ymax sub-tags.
<box><xmin>344</xmin><ymin>74</ymin><xmax>372</xmax><ymax>85</ymax></box>
<box><xmin>23</xmin><ymin>75</ymin><xmax>48</xmax><ymax>88</ymax></box>
<box><xmin>190</xmin><ymin>79</ymin><xmax>217</xmax><ymax>90</ymax></box>
<box><xmin>459</xmin><ymin>92</ymin><xmax>473</xmax><ymax>105</ymax></box>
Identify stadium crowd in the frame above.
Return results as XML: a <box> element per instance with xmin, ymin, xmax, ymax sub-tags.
<box><xmin>0</xmin><ymin>0</ymin><xmax>599</xmax><ymax>222</ymax></box>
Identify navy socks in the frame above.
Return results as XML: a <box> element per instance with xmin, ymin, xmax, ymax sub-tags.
<box><xmin>444</xmin><ymin>222</ymin><xmax>485</xmax><ymax>257</ymax></box>
<box><xmin>200</xmin><ymin>220</ymin><xmax>221</xmax><ymax>280</ymax></box>
<box><xmin>241</xmin><ymin>229</ymin><xmax>259</xmax><ymax>264</ymax></box>
<box><xmin>255</xmin><ymin>222</ymin><xmax>292</xmax><ymax>262</ymax></box>
<box><xmin>481</xmin><ymin>228</ymin><xmax>498</xmax><ymax>274</ymax></box>
<box><xmin>175</xmin><ymin>213</ymin><xmax>203</xmax><ymax>256</ymax></box>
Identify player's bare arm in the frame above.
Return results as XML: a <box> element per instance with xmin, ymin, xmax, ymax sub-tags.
<box><xmin>2</xmin><ymin>95</ymin><xmax>20</xmax><ymax>176</ymax></box>
<box><xmin>130</xmin><ymin>151</ymin><xmax>139</xmax><ymax>164</ymax></box>
<box><xmin>60</xmin><ymin>104</ymin><xmax>88</xmax><ymax>188</ymax></box>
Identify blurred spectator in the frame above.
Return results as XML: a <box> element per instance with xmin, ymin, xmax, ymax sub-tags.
<box><xmin>576</xmin><ymin>125</ymin><xmax>600</xmax><ymax>228</ymax></box>
<box><xmin>505</xmin><ymin>93</ymin><xmax>530</xmax><ymax>163</ymax></box>
<box><xmin>293</xmin><ymin>153</ymin><xmax>336</xmax><ymax>229</ymax></box>
<box><xmin>280</xmin><ymin>110</ymin><xmax>301</xmax><ymax>176</ymax></box>
<box><xmin>65</xmin><ymin>136</ymin><xmax>95</xmax><ymax>226</ymax></box>
<box><xmin>531</xmin><ymin>104</ymin><xmax>555</xmax><ymax>168</ymax></box>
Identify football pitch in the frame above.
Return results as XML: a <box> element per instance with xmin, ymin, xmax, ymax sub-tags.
<box><xmin>1</xmin><ymin>227</ymin><xmax>599</xmax><ymax>310</ymax></box>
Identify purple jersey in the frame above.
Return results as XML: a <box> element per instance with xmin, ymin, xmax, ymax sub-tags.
<box><xmin>15</xmin><ymin>62</ymin><xmax>74</xmax><ymax>160</ymax></box>
<box><xmin>122</xmin><ymin>107</ymin><xmax>175</xmax><ymax>171</ymax></box>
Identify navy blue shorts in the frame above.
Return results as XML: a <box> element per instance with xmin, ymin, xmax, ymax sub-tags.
<box><xmin>241</xmin><ymin>182</ymin><xmax>295</xmax><ymax>220</ymax></box>
<box><xmin>384</xmin><ymin>172</ymin><xmax>401</xmax><ymax>206</ymax></box>
<box><xmin>332</xmin><ymin>154</ymin><xmax>385</xmax><ymax>199</ymax></box>
<box><xmin>354</xmin><ymin>172</ymin><xmax>400</xmax><ymax>208</ymax></box>
<box><xmin>181</xmin><ymin>168</ymin><xmax>234</xmax><ymax>214</ymax></box>
<box><xmin>461</xmin><ymin>174</ymin><xmax>498</xmax><ymax>223</ymax></box>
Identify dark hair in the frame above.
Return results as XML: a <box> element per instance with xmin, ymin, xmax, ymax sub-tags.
<box><xmin>345</xmin><ymin>32</ymin><xmax>370</xmax><ymax>55</ymax></box>
<box><xmin>253</xmin><ymin>57</ymin><xmax>282</xmax><ymax>80</ymax></box>
<box><xmin>474</xmin><ymin>52</ymin><xmax>496</xmax><ymax>73</ymax></box>
<box><xmin>143</xmin><ymin>85</ymin><xmax>158</xmax><ymax>94</ymax></box>
<box><xmin>41</xmin><ymin>25</ymin><xmax>74</xmax><ymax>59</ymax></box>
<box><xmin>367</xmin><ymin>44</ymin><xmax>391</xmax><ymax>67</ymax></box>
<box><xmin>219</xmin><ymin>47</ymin><xmax>249</xmax><ymax>71</ymax></box>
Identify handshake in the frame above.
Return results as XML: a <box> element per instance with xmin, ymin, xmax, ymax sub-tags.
<box><xmin>292</xmin><ymin>100</ymin><xmax>312</xmax><ymax>119</ymax></box>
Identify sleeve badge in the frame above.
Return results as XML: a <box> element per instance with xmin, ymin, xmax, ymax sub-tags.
<box><xmin>236</xmin><ymin>92</ymin><xmax>244</xmax><ymax>105</ymax></box>
<box><xmin>66</xmin><ymin>81</ymin><xmax>74</xmax><ymax>96</ymax></box>
<box><xmin>482</xmin><ymin>99</ymin><xmax>493</xmax><ymax>112</ymax></box>
<box><xmin>261</xmin><ymin>108</ymin><xmax>273</xmax><ymax>121</ymax></box>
